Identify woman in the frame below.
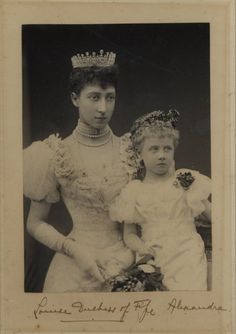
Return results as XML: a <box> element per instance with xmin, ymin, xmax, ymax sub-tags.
<box><xmin>23</xmin><ymin>50</ymin><xmax>138</xmax><ymax>292</ymax></box>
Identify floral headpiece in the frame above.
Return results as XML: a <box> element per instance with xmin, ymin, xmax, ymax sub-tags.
<box><xmin>130</xmin><ymin>108</ymin><xmax>180</xmax><ymax>139</ymax></box>
<box><xmin>130</xmin><ymin>109</ymin><xmax>180</xmax><ymax>147</ymax></box>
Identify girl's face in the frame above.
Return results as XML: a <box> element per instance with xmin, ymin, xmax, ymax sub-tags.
<box><xmin>71</xmin><ymin>84</ymin><xmax>116</xmax><ymax>129</ymax></box>
<box><xmin>140</xmin><ymin>136</ymin><xmax>175</xmax><ymax>176</ymax></box>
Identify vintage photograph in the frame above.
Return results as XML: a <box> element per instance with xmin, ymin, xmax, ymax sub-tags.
<box><xmin>1</xmin><ymin>1</ymin><xmax>234</xmax><ymax>332</ymax></box>
<box><xmin>23</xmin><ymin>23</ymin><xmax>212</xmax><ymax>293</ymax></box>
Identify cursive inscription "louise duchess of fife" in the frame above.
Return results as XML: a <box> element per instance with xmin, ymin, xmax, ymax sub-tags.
<box><xmin>33</xmin><ymin>296</ymin><xmax>156</xmax><ymax>323</ymax></box>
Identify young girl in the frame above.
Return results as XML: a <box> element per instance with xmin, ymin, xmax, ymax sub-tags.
<box><xmin>109</xmin><ymin>110</ymin><xmax>211</xmax><ymax>290</ymax></box>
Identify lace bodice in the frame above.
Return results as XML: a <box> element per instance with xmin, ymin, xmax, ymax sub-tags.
<box><xmin>23</xmin><ymin>129</ymin><xmax>139</xmax><ymax>235</ymax></box>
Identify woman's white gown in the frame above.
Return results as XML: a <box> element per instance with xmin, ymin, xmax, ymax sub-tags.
<box><xmin>24</xmin><ymin>125</ymin><xmax>137</xmax><ymax>292</ymax></box>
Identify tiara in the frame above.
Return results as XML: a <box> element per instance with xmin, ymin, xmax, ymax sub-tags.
<box><xmin>130</xmin><ymin>108</ymin><xmax>180</xmax><ymax>137</ymax></box>
<box><xmin>71</xmin><ymin>50</ymin><xmax>116</xmax><ymax>68</ymax></box>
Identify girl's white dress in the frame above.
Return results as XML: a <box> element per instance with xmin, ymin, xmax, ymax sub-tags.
<box><xmin>109</xmin><ymin>170</ymin><xmax>211</xmax><ymax>290</ymax></box>
<box><xmin>23</xmin><ymin>127</ymin><xmax>138</xmax><ymax>292</ymax></box>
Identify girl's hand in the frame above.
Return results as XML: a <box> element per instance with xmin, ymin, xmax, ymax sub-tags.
<box><xmin>138</xmin><ymin>245</ymin><xmax>156</xmax><ymax>258</ymax></box>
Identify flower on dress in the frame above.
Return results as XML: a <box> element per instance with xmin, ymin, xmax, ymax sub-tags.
<box><xmin>44</xmin><ymin>134</ymin><xmax>75</xmax><ymax>179</ymax></box>
<box><xmin>174</xmin><ymin>171</ymin><xmax>195</xmax><ymax>190</ymax></box>
<box><xmin>55</xmin><ymin>146</ymin><xmax>75</xmax><ymax>178</ymax></box>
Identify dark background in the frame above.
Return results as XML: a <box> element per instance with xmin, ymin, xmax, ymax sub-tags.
<box><xmin>23</xmin><ymin>24</ymin><xmax>210</xmax><ymax>292</ymax></box>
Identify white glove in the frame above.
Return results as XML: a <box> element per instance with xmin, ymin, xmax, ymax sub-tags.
<box><xmin>30</xmin><ymin>222</ymin><xmax>104</xmax><ymax>282</ymax></box>
<box><xmin>63</xmin><ymin>239</ymin><xmax>105</xmax><ymax>282</ymax></box>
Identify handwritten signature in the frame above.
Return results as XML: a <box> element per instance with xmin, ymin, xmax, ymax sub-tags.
<box><xmin>33</xmin><ymin>296</ymin><xmax>227</xmax><ymax>323</ymax></box>
<box><xmin>33</xmin><ymin>296</ymin><xmax>156</xmax><ymax>323</ymax></box>
<box><xmin>167</xmin><ymin>298</ymin><xmax>227</xmax><ymax>314</ymax></box>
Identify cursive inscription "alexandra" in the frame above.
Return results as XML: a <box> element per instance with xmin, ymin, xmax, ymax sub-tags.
<box><xmin>167</xmin><ymin>298</ymin><xmax>227</xmax><ymax>314</ymax></box>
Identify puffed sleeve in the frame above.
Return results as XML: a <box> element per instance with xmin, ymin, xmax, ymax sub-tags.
<box><xmin>109</xmin><ymin>180</ymin><xmax>143</xmax><ymax>224</ymax></box>
<box><xmin>184</xmin><ymin>171</ymin><xmax>211</xmax><ymax>217</ymax></box>
<box><xmin>23</xmin><ymin>139</ymin><xmax>60</xmax><ymax>203</ymax></box>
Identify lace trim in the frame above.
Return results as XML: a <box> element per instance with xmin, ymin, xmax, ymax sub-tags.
<box><xmin>44</xmin><ymin>134</ymin><xmax>75</xmax><ymax>180</ymax></box>
<box><xmin>119</xmin><ymin>132</ymin><xmax>140</xmax><ymax>179</ymax></box>
<box><xmin>44</xmin><ymin>134</ymin><xmax>133</xmax><ymax>210</ymax></box>
<box><xmin>45</xmin><ymin>132</ymin><xmax>139</xmax><ymax>182</ymax></box>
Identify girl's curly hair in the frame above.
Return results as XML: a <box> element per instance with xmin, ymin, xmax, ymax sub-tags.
<box><xmin>130</xmin><ymin>109</ymin><xmax>180</xmax><ymax>153</ymax></box>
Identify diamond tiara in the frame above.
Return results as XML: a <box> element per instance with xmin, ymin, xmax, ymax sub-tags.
<box><xmin>71</xmin><ymin>50</ymin><xmax>116</xmax><ymax>68</ymax></box>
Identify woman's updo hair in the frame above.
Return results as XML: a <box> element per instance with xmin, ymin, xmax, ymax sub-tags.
<box><xmin>130</xmin><ymin>109</ymin><xmax>180</xmax><ymax>154</ymax></box>
<box><xmin>69</xmin><ymin>65</ymin><xmax>119</xmax><ymax>95</ymax></box>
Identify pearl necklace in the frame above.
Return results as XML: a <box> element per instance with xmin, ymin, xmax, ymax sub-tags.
<box><xmin>74</xmin><ymin>133</ymin><xmax>113</xmax><ymax>147</ymax></box>
<box><xmin>73</xmin><ymin>120</ymin><xmax>113</xmax><ymax>147</ymax></box>
<box><xmin>77</xmin><ymin>126</ymin><xmax>111</xmax><ymax>139</ymax></box>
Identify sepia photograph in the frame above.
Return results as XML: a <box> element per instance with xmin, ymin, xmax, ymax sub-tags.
<box><xmin>1</xmin><ymin>1</ymin><xmax>234</xmax><ymax>333</ymax></box>
<box><xmin>23</xmin><ymin>23</ymin><xmax>211</xmax><ymax>293</ymax></box>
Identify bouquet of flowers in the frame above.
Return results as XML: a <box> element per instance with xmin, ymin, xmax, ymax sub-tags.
<box><xmin>104</xmin><ymin>255</ymin><xmax>168</xmax><ymax>292</ymax></box>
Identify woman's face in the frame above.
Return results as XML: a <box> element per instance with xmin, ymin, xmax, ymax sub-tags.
<box><xmin>71</xmin><ymin>83</ymin><xmax>116</xmax><ymax>129</ymax></box>
<box><xmin>140</xmin><ymin>135</ymin><xmax>175</xmax><ymax>176</ymax></box>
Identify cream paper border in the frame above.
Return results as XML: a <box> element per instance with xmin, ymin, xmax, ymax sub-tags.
<box><xmin>1</xmin><ymin>1</ymin><xmax>235</xmax><ymax>333</ymax></box>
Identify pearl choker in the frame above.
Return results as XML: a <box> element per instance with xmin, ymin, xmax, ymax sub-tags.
<box><xmin>77</xmin><ymin>127</ymin><xmax>111</xmax><ymax>139</ymax></box>
<box><xmin>73</xmin><ymin>120</ymin><xmax>113</xmax><ymax>146</ymax></box>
